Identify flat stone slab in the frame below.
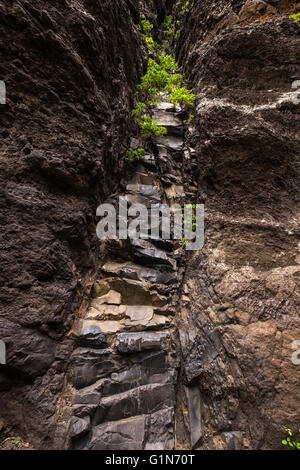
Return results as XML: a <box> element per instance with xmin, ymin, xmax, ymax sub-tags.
<box><xmin>156</xmin><ymin>101</ymin><xmax>174</xmax><ymax>111</ymax></box>
<box><xmin>130</xmin><ymin>239</ymin><xmax>176</xmax><ymax>270</ymax></box>
<box><xmin>73</xmin><ymin>320</ymin><xmax>109</xmax><ymax>348</ymax></box>
<box><xmin>126</xmin><ymin>184</ymin><xmax>161</xmax><ymax>200</ymax></box>
<box><xmin>116</xmin><ymin>332</ymin><xmax>168</xmax><ymax>354</ymax></box>
<box><xmin>101</xmin><ymin>261</ymin><xmax>178</xmax><ymax>285</ymax></box>
<box><xmin>93</xmin><ymin>383</ymin><xmax>174</xmax><ymax>425</ymax></box>
<box><xmin>154</xmin><ymin>136</ymin><xmax>184</xmax><ymax>152</ymax></box>
<box><xmin>93</xmin><ymin>290</ymin><xmax>121</xmax><ymax>305</ymax></box>
<box><xmin>87</xmin><ymin>416</ymin><xmax>146</xmax><ymax>450</ymax></box>
<box><xmin>124</xmin><ymin>305</ymin><xmax>154</xmax><ymax>327</ymax></box>
<box><xmin>77</xmin><ymin>319</ymin><xmax>123</xmax><ymax>335</ymax></box>
<box><xmin>152</xmin><ymin>110</ymin><xmax>183</xmax><ymax>135</ymax></box>
<box><xmin>87</xmin><ymin>304</ymin><xmax>126</xmax><ymax>320</ymax></box>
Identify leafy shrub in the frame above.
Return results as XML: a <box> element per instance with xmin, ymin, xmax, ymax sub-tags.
<box><xmin>290</xmin><ymin>13</ymin><xmax>300</xmax><ymax>21</ymax></box>
<box><xmin>141</xmin><ymin>19</ymin><xmax>154</xmax><ymax>35</ymax></box>
<box><xmin>171</xmin><ymin>87</ymin><xmax>195</xmax><ymax>107</ymax></box>
<box><xmin>134</xmin><ymin>116</ymin><xmax>167</xmax><ymax>138</ymax></box>
<box><xmin>131</xmin><ymin>13</ymin><xmax>195</xmax><ymax>141</ymax></box>
<box><xmin>126</xmin><ymin>147</ymin><xmax>145</xmax><ymax>162</ymax></box>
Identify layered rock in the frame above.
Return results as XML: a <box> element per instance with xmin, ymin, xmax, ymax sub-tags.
<box><xmin>0</xmin><ymin>0</ymin><xmax>151</xmax><ymax>448</ymax></box>
<box><xmin>67</xmin><ymin>97</ymin><xmax>197</xmax><ymax>450</ymax></box>
<box><xmin>174</xmin><ymin>3</ymin><xmax>300</xmax><ymax>450</ymax></box>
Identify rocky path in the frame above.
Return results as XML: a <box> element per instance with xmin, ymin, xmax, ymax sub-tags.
<box><xmin>67</xmin><ymin>97</ymin><xmax>200</xmax><ymax>450</ymax></box>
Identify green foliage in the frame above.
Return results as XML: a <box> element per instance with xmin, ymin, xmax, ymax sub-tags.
<box><xmin>138</xmin><ymin>58</ymin><xmax>169</xmax><ymax>95</ymax></box>
<box><xmin>130</xmin><ymin>12</ymin><xmax>195</xmax><ymax>143</ymax></box>
<box><xmin>137</xmin><ymin>56</ymin><xmax>180</xmax><ymax>97</ymax></box>
<box><xmin>134</xmin><ymin>116</ymin><xmax>167</xmax><ymax>138</ymax></box>
<box><xmin>171</xmin><ymin>87</ymin><xmax>195</xmax><ymax>107</ymax></box>
<box><xmin>281</xmin><ymin>427</ymin><xmax>300</xmax><ymax>450</ymax></box>
<box><xmin>126</xmin><ymin>147</ymin><xmax>145</xmax><ymax>162</ymax></box>
<box><xmin>132</xmin><ymin>102</ymin><xmax>146</xmax><ymax>117</ymax></box>
<box><xmin>161</xmin><ymin>15</ymin><xmax>175</xmax><ymax>38</ymax></box>
<box><xmin>141</xmin><ymin>19</ymin><xmax>154</xmax><ymax>36</ymax></box>
<box><xmin>174</xmin><ymin>29</ymin><xmax>180</xmax><ymax>40</ymax></box>
<box><xmin>176</xmin><ymin>0</ymin><xmax>194</xmax><ymax>15</ymax></box>
<box><xmin>159</xmin><ymin>54</ymin><xmax>177</xmax><ymax>71</ymax></box>
<box><xmin>183</xmin><ymin>114</ymin><xmax>195</xmax><ymax>124</ymax></box>
<box><xmin>290</xmin><ymin>12</ymin><xmax>300</xmax><ymax>20</ymax></box>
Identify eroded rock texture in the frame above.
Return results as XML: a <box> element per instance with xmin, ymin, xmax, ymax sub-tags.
<box><xmin>67</xmin><ymin>98</ymin><xmax>191</xmax><ymax>450</ymax></box>
<box><xmin>175</xmin><ymin>2</ymin><xmax>300</xmax><ymax>450</ymax></box>
<box><xmin>0</xmin><ymin>0</ymin><xmax>150</xmax><ymax>448</ymax></box>
<box><xmin>0</xmin><ymin>0</ymin><xmax>299</xmax><ymax>451</ymax></box>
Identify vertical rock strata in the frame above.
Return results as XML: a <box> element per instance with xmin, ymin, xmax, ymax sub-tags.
<box><xmin>68</xmin><ymin>98</ymin><xmax>195</xmax><ymax>450</ymax></box>
<box><xmin>174</xmin><ymin>1</ymin><xmax>300</xmax><ymax>450</ymax></box>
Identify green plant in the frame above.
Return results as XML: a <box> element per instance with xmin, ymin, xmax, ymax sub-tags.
<box><xmin>161</xmin><ymin>15</ymin><xmax>175</xmax><ymax>38</ymax></box>
<box><xmin>126</xmin><ymin>147</ymin><xmax>145</xmax><ymax>162</ymax></box>
<box><xmin>131</xmin><ymin>13</ymin><xmax>195</xmax><ymax>141</ymax></box>
<box><xmin>171</xmin><ymin>87</ymin><xmax>195</xmax><ymax>107</ymax></box>
<box><xmin>135</xmin><ymin>116</ymin><xmax>167</xmax><ymax>138</ymax></box>
<box><xmin>183</xmin><ymin>114</ymin><xmax>195</xmax><ymax>124</ymax></box>
<box><xmin>282</xmin><ymin>427</ymin><xmax>300</xmax><ymax>450</ymax></box>
<box><xmin>141</xmin><ymin>19</ymin><xmax>154</xmax><ymax>36</ymax></box>
<box><xmin>290</xmin><ymin>13</ymin><xmax>300</xmax><ymax>21</ymax></box>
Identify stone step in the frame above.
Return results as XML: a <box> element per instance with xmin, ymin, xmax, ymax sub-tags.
<box><xmin>71</xmin><ymin>347</ymin><xmax>124</xmax><ymax>389</ymax></box>
<box><xmin>126</xmin><ymin>183</ymin><xmax>161</xmax><ymax>200</ymax></box>
<box><xmin>100</xmin><ymin>352</ymin><xmax>175</xmax><ymax>397</ymax></box>
<box><xmin>154</xmin><ymin>136</ymin><xmax>184</xmax><ymax>152</ymax></box>
<box><xmin>151</xmin><ymin>110</ymin><xmax>183</xmax><ymax>136</ymax></box>
<box><xmin>140</xmin><ymin>153</ymin><xmax>156</xmax><ymax>170</ymax></box>
<box><xmin>104</xmin><ymin>278</ymin><xmax>168</xmax><ymax>306</ymax></box>
<box><xmin>86</xmin><ymin>406</ymin><xmax>175</xmax><ymax>450</ymax></box>
<box><xmin>156</xmin><ymin>101</ymin><xmax>175</xmax><ymax>111</ymax></box>
<box><xmin>115</xmin><ymin>331</ymin><xmax>169</xmax><ymax>354</ymax></box>
<box><xmin>130</xmin><ymin>239</ymin><xmax>176</xmax><ymax>270</ymax></box>
<box><xmin>100</xmin><ymin>261</ymin><xmax>178</xmax><ymax>285</ymax></box>
<box><xmin>92</xmin><ymin>383</ymin><xmax>175</xmax><ymax>425</ymax></box>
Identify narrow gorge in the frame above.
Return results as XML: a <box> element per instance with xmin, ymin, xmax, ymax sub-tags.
<box><xmin>0</xmin><ymin>0</ymin><xmax>299</xmax><ymax>452</ymax></box>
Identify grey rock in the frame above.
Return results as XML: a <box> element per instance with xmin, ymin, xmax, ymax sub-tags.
<box><xmin>185</xmin><ymin>386</ymin><xmax>202</xmax><ymax>448</ymax></box>
<box><xmin>74</xmin><ymin>321</ymin><xmax>109</xmax><ymax>349</ymax></box>
<box><xmin>152</xmin><ymin>110</ymin><xmax>183</xmax><ymax>136</ymax></box>
<box><xmin>154</xmin><ymin>136</ymin><xmax>184</xmax><ymax>152</ymax></box>
<box><xmin>144</xmin><ymin>407</ymin><xmax>175</xmax><ymax>450</ymax></box>
<box><xmin>116</xmin><ymin>332</ymin><xmax>168</xmax><ymax>354</ymax></box>
<box><xmin>92</xmin><ymin>383</ymin><xmax>175</xmax><ymax>425</ymax></box>
<box><xmin>87</xmin><ymin>416</ymin><xmax>146</xmax><ymax>450</ymax></box>
<box><xmin>71</xmin><ymin>416</ymin><xmax>90</xmax><ymax>439</ymax></box>
<box><xmin>71</xmin><ymin>348</ymin><xmax>125</xmax><ymax>389</ymax></box>
<box><xmin>130</xmin><ymin>239</ymin><xmax>176</xmax><ymax>270</ymax></box>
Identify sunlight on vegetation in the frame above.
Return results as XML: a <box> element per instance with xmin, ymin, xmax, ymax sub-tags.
<box><xmin>126</xmin><ymin>4</ymin><xmax>195</xmax><ymax>161</ymax></box>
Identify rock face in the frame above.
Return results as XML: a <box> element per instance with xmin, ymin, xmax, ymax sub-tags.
<box><xmin>174</xmin><ymin>2</ymin><xmax>300</xmax><ymax>450</ymax></box>
<box><xmin>0</xmin><ymin>0</ymin><xmax>150</xmax><ymax>448</ymax></box>
<box><xmin>0</xmin><ymin>0</ymin><xmax>299</xmax><ymax>451</ymax></box>
<box><xmin>67</xmin><ymin>96</ymin><xmax>191</xmax><ymax>450</ymax></box>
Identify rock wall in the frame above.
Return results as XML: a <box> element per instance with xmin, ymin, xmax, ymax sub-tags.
<box><xmin>174</xmin><ymin>1</ymin><xmax>300</xmax><ymax>450</ymax></box>
<box><xmin>68</xmin><ymin>100</ymin><xmax>190</xmax><ymax>450</ymax></box>
<box><xmin>0</xmin><ymin>0</ymin><xmax>299</xmax><ymax>451</ymax></box>
<box><xmin>0</xmin><ymin>0</ymin><xmax>152</xmax><ymax>448</ymax></box>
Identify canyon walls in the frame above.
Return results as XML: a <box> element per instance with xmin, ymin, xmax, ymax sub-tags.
<box><xmin>175</xmin><ymin>0</ymin><xmax>300</xmax><ymax>450</ymax></box>
<box><xmin>0</xmin><ymin>0</ymin><xmax>299</xmax><ymax>450</ymax></box>
<box><xmin>0</xmin><ymin>0</ymin><xmax>153</xmax><ymax>448</ymax></box>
